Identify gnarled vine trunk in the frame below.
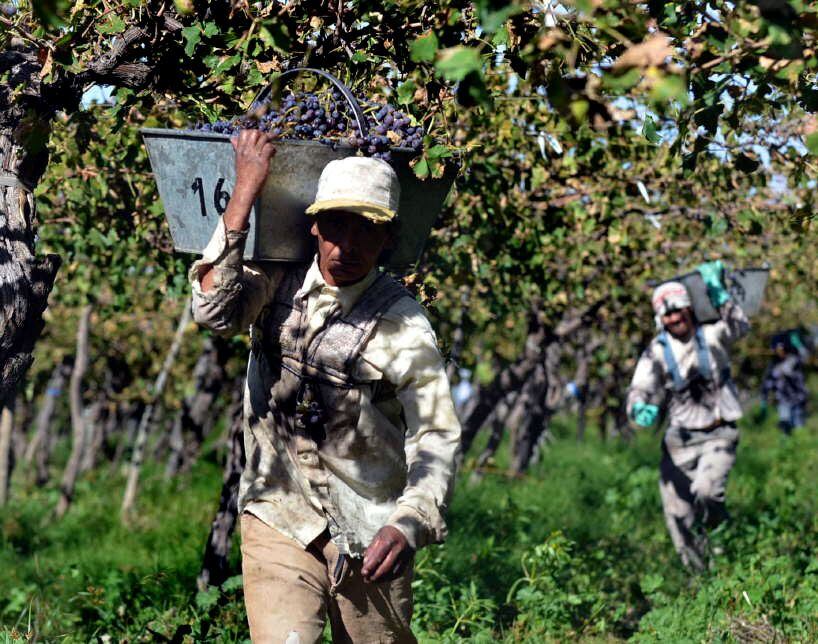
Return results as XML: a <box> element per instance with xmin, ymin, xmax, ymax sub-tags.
<box><xmin>0</xmin><ymin>44</ymin><xmax>62</xmax><ymax>401</ymax></box>
<box><xmin>198</xmin><ymin>377</ymin><xmax>245</xmax><ymax>590</ymax></box>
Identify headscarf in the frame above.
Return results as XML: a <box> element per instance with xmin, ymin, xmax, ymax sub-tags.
<box><xmin>651</xmin><ymin>281</ymin><xmax>691</xmax><ymax>329</ymax></box>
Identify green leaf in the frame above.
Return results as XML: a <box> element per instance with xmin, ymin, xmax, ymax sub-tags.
<box><xmin>221</xmin><ymin>575</ymin><xmax>244</xmax><ymax>592</ymax></box>
<box><xmin>182</xmin><ymin>25</ymin><xmax>201</xmax><ymax>57</ymax></box>
<box><xmin>427</xmin><ymin>145</ymin><xmax>452</xmax><ymax>160</ymax></box>
<box><xmin>531</xmin><ymin>165</ymin><xmax>548</xmax><ymax>189</ymax></box>
<box><xmin>435</xmin><ymin>47</ymin><xmax>483</xmax><ymax>82</ymax></box>
<box><xmin>650</xmin><ymin>74</ymin><xmax>689</xmax><ymax>105</ymax></box>
<box><xmin>602</xmin><ymin>68</ymin><xmax>641</xmax><ymax>92</ymax></box>
<box><xmin>492</xmin><ymin>25</ymin><xmax>510</xmax><ymax>46</ymax></box>
<box><xmin>397</xmin><ymin>80</ymin><xmax>417</xmax><ymax>106</ymax></box>
<box><xmin>570</xmin><ymin>99</ymin><xmax>589</xmax><ymax>122</ymax></box>
<box><xmin>214</xmin><ymin>55</ymin><xmax>241</xmax><ymax>75</ymax></box>
<box><xmin>410</xmin><ymin>31</ymin><xmax>439</xmax><ymax>63</ymax></box>
<box><xmin>259</xmin><ymin>22</ymin><xmax>291</xmax><ymax>52</ymax></box>
<box><xmin>203</xmin><ymin>22</ymin><xmax>220</xmax><ymax>37</ymax></box>
<box><xmin>32</xmin><ymin>0</ymin><xmax>69</xmax><ymax>28</ymax></box>
<box><xmin>195</xmin><ymin>587</ymin><xmax>220</xmax><ymax>610</ymax></box>
<box><xmin>640</xmin><ymin>573</ymin><xmax>664</xmax><ymax>594</ymax></box>
<box><xmin>805</xmin><ymin>132</ymin><xmax>818</xmax><ymax>155</ymax></box>
<box><xmin>412</xmin><ymin>157</ymin><xmax>430</xmax><ymax>179</ymax></box>
<box><xmin>97</xmin><ymin>15</ymin><xmax>126</xmax><ymax>35</ymax></box>
<box><xmin>474</xmin><ymin>0</ymin><xmax>522</xmax><ymax>34</ymax></box>
<box><xmin>643</xmin><ymin>117</ymin><xmax>661</xmax><ymax>143</ymax></box>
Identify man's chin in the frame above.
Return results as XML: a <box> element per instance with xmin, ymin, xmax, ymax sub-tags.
<box><xmin>328</xmin><ymin>263</ymin><xmax>366</xmax><ymax>285</ymax></box>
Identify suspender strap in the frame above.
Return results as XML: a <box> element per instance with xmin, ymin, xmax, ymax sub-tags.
<box><xmin>694</xmin><ymin>325</ymin><xmax>712</xmax><ymax>381</ymax></box>
<box><xmin>660</xmin><ymin>331</ymin><xmax>685</xmax><ymax>392</ymax></box>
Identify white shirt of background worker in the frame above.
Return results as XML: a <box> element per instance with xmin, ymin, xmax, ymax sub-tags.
<box><xmin>189</xmin><ymin>129</ymin><xmax>461</xmax><ymax>643</ymax></box>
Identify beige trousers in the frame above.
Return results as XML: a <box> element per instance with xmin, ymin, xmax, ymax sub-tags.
<box><xmin>659</xmin><ymin>423</ymin><xmax>738</xmax><ymax>571</ymax></box>
<box><xmin>240</xmin><ymin>513</ymin><xmax>416</xmax><ymax>644</ymax></box>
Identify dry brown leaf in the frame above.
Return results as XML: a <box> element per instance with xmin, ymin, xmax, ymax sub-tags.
<box><xmin>39</xmin><ymin>49</ymin><xmax>53</xmax><ymax>80</ymax></box>
<box><xmin>613</xmin><ymin>33</ymin><xmax>673</xmax><ymax>70</ymax></box>
<box><xmin>413</xmin><ymin>86</ymin><xmax>428</xmax><ymax>105</ymax></box>
<box><xmin>255</xmin><ymin>60</ymin><xmax>280</xmax><ymax>73</ymax></box>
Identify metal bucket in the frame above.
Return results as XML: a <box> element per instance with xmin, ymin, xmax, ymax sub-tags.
<box><xmin>141</xmin><ymin>68</ymin><xmax>457</xmax><ymax>270</ymax></box>
<box><xmin>728</xmin><ymin>267</ymin><xmax>769</xmax><ymax>316</ymax></box>
<box><xmin>663</xmin><ymin>266</ymin><xmax>770</xmax><ymax>322</ymax></box>
<box><xmin>142</xmin><ymin>129</ymin><xmax>456</xmax><ymax>268</ymax></box>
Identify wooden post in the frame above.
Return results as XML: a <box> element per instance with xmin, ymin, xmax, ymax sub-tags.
<box><xmin>55</xmin><ymin>304</ymin><xmax>92</xmax><ymax>518</ymax></box>
<box><xmin>0</xmin><ymin>395</ymin><xmax>15</xmax><ymax>506</ymax></box>
<box><xmin>121</xmin><ymin>298</ymin><xmax>192</xmax><ymax>519</ymax></box>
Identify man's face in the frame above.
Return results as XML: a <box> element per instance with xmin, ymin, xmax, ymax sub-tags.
<box><xmin>661</xmin><ymin>307</ymin><xmax>694</xmax><ymax>340</ymax></box>
<box><xmin>310</xmin><ymin>210</ymin><xmax>393</xmax><ymax>286</ymax></box>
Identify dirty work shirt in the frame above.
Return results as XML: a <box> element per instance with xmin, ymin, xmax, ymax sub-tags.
<box><xmin>189</xmin><ymin>220</ymin><xmax>461</xmax><ymax>557</ymax></box>
<box><xmin>626</xmin><ymin>301</ymin><xmax>750</xmax><ymax>430</ymax></box>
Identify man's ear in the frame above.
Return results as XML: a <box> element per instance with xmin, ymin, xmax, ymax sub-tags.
<box><xmin>310</xmin><ymin>219</ymin><xmax>319</xmax><ymax>237</ymax></box>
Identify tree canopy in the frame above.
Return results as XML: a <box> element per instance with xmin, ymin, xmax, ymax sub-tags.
<box><xmin>2</xmin><ymin>0</ymin><xmax>817</xmax><ymax>411</ymax></box>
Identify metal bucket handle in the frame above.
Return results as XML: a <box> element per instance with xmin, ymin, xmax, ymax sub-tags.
<box><xmin>251</xmin><ymin>67</ymin><xmax>370</xmax><ymax>137</ymax></box>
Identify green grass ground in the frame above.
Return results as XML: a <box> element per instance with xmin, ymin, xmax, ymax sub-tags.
<box><xmin>2</xmin><ymin>402</ymin><xmax>818</xmax><ymax>642</ymax></box>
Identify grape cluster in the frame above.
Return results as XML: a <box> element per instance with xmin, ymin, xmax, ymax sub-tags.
<box><xmin>194</xmin><ymin>89</ymin><xmax>424</xmax><ymax>162</ymax></box>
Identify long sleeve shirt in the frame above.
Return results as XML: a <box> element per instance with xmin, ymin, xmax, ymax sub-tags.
<box><xmin>761</xmin><ymin>355</ymin><xmax>808</xmax><ymax>407</ymax></box>
<box><xmin>627</xmin><ymin>301</ymin><xmax>750</xmax><ymax>430</ymax></box>
<box><xmin>188</xmin><ymin>220</ymin><xmax>461</xmax><ymax>555</ymax></box>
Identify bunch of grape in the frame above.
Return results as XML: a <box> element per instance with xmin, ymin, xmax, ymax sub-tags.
<box><xmin>194</xmin><ymin>89</ymin><xmax>425</xmax><ymax>162</ymax></box>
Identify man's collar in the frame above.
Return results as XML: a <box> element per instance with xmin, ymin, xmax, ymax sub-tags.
<box><xmin>297</xmin><ymin>255</ymin><xmax>378</xmax><ymax>315</ymax></box>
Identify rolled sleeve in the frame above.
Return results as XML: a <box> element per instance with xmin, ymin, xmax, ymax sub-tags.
<box><xmin>189</xmin><ymin>219</ymin><xmax>281</xmax><ymax>335</ymax></box>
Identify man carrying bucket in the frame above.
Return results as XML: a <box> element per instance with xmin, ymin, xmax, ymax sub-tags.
<box><xmin>626</xmin><ymin>262</ymin><xmax>750</xmax><ymax>571</ymax></box>
<box><xmin>190</xmin><ymin>130</ymin><xmax>461</xmax><ymax>642</ymax></box>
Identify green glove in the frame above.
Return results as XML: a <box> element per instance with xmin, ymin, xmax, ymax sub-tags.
<box><xmin>789</xmin><ymin>331</ymin><xmax>805</xmax><ymax>352</ymax></box>
<box><xmin>632</xmin><ymin>402</ymin><xmax>659</xmax><ymax>427</ymax></box>
<box><xmin>697</xmin><ymin>260</ymin><xmax>730</xmax><ymax>307</ymax></box>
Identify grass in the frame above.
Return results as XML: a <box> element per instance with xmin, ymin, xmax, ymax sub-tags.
<box><xmin>2</xmin><ymin>401</ymin><xmax>818</xmax><ymax>641</ymax></box>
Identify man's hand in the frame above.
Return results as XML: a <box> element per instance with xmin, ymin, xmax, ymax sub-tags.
<box><xmin>631</xmin><ymin>402</ymin><xmax>659</xmax><ymax>428</ymax></box>
<box><xmin>361</xmin><ymin>526</ymin><xmax>413</xmax><ymax>583</ymax></box>
<box><xmin>223</xmin><ymin>129</ymin><xmax>276</xmax><ymax>232</ymax></box>
<box><xmin>696</xmin><ymin>260</ymin><xmax>730</xmax><ymax>308</ymax></box>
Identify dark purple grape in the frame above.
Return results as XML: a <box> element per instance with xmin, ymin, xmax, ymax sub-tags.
<box><xmin>192</xmin><ymin>87</ymin><xmax>427</xmax><ymax>159</ymax></box>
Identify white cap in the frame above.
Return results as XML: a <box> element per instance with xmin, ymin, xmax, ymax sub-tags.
<box><xmin>652</xmin><ymin>281</ymin><xmax>691</xmax><ymax>315</ymax></box>
<box><xmin>305</xmin><ymin>156</ymin><xmax>400</xmax><ymax>223</ymax></box>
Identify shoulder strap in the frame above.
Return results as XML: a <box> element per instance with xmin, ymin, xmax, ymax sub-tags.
<box><xmin>659</xmin><ymin>331</ymin><xmax>685</xmax><ymax>392</ymax></box>
<box><xmin>694</xmin><ymin>325</ymin><xmax>712</xmax><ymax>380</ymax></box>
